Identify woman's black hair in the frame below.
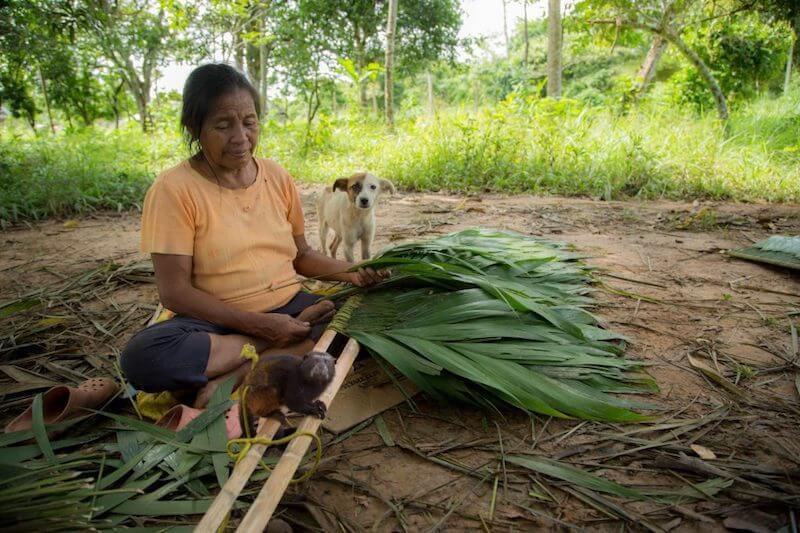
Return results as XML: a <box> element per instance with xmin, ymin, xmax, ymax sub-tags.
<box><xmin>180</xmin><ymin>63</ymin><xmax>260</xmax><ymax>153</ymax></box>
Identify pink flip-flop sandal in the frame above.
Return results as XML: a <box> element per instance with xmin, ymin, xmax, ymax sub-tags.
<box><xmin>4</xmin><ymin>377</ymin><xmax>119</xmax><ymax>433</ymax></box>
<box><xmin>155</xmin><ymin>403</ymin><xmax>242</xmax><ymax>440</ymax></box>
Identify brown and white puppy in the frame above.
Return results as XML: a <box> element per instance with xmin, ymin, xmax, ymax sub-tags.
<box><xmin>316</xmin><ymin>172</ymin><xmax>395</xmax><ymax>262</ymax></box>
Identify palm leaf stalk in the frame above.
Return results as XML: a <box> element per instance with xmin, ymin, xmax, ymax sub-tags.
<box><xmin>329</xmin><ymin>228</ymin><xmax>657</xmax><ymax>422</ymax></box>
<box><xmin>728</xmin><ymin>235</ymin><xmax>800</xmax><ymax>270</ymax></box>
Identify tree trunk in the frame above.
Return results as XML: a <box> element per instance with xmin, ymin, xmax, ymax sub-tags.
<box><xmin>384</xmin><ymin>0</ymin><xmax>398</xmax><ymax>128</ymax></box>
<box><xmin>547</xmin><ymin>0</ymin><xmax>562</xmax><ymax>98</ymax></box>
<box><xmin>523</xmin><ymin>0</ymin><xmax>529</xmax><ymax>66</ymax></box>
<box><xmin>359</xmin><ymin>81</ymin><xmax>368</xmax><ymax>110</ymax></box>
<box><xmin>234</xmin><ymin>31</ymin><xmax>244</xmax><ymax>71</ymax></box>
<box><xmin>259</xmin><ymin>13</ymin><xmax>267</xmax><ymax>115</ymax></box>
<box><xmin>502</xmin><ymin>0</ymin><xmax>510</xmax><ymax>60</ymax></box>
<box><xmin>303</xmin><ymin>76</ymin><xmax>321</xmax><ymax>153</ymax></box>
<box><xmin>632</xmin><ymin>34</ymin><xmax>668</xmax><ymax>99</ymax></box>
<box><xmin>662</xmin><ymin>28</ymin><xmax>727</xmax><ymax>120</ymax></box>
<box><xmin>38</xmin><ymin>67</ymin><xmax>56</xmax><ymax>134</ymax></box>
<box><xmin>355</xmin><ymin>26</ymin><xmax>368</xmax><ymax>110</ymax></box>
<box><xmin>597</xmin><ymin>17</ymin><xmax>729</xmax><ymax>121</ymax></box>
<box><xmin>25</xmin><ymin>110</ymin><xmax>36</xmax><ymax>133</ymax></box>
<box><xmin>426</xmin><ymin>70</ymin><xmax>434</xmax><ymax>115</ymax></box>
<box><xmin>785</xmin><ymin>28</ymin><xmax>796</xmax><ymax>96</ymax></box>
<box><xmin>120</xmin><ymin>63</ymin><xmax>152</xmax><ymax>132</ymax></box>
<box><xmin>134</xmin><ymin>93</ymin><xmax>151</xmax><ymax>132</ymax></box>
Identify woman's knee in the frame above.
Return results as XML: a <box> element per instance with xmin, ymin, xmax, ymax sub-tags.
<box><xmin>120</xmin><ymin>325</ymin><xmax>211</xmax><ymax>392</ymax></box>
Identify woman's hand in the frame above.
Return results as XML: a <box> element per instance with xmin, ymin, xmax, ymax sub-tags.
<box><xmin>291</xmin><ymin>234</ymin><xmax>391</xmax><ymax>288</ymax></box>
<box><xmin>244</xmin><ymin>313</ymin><xmax>311</xmax><ymax>346</ymax></box>
<box><xmin>348</xmin><ymin>267</ymin><xmax>391</xmax><ymax>287</ymax></box>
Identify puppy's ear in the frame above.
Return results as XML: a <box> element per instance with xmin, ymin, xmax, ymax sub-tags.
<box><xmin>379</xmin><ymin>179</ymin><xmax>396</xmax><ymax>195</ymax></box>
<box><xmin>332</xmin><ymin>178</ymin><xmax>349</xmax><ymax>192</ymax></box>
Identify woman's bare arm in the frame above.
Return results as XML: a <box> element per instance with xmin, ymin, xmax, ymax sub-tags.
<box><xmin>151</xmin><ymin>253</ymin><xmax>310</xmax><ymax>346</ymax></box>
<box><xmin>292</xmin><ymin>234</ymin><xmax>388</xmax><ymax>286</ymax></box>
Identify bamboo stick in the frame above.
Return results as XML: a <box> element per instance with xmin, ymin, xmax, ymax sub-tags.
<box><xmin>195</xmin><ymin>329</ymin><xmax>338</xmax><ymax>533</ymax></box>
<box><xmin>236</xmin><ymin>336</ymin><xmax>360</xmax><ymax>532</ymax></box>
<box><xmin>194</xmin><ymin>417</ymin><xmax>281</xmax><ymax>533</ymax></box>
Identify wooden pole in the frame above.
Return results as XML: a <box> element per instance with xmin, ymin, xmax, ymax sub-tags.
<box><xmin>426</xmin><ymin>70</ymin><xmax>434</xmax><ymax>115</ymax></box>
<box><xmin>236</xmin><ymin>336</ymin><xmax>360</xmax><ymax>532</ymax></box>
<box><xmin>38</xmin><ymin>67</ymin><xmax>56</xmax><ymax>134</ymax></box>
<box><xmin>259</xmin><ymin>9</ymin><xmax>268</xmax><ymax>116</ymax></box>
<box><xmin>523</xmin><ymin>0</ymin><xmax>529</xmax><ymax>66</ymax></box>
<box><xmin>194</xmin><ymin>418</ymin><xmax>282</xmax><ymax>532</ymax></box>
<box><xmin>547</xmin><ymin>0</ymin><xmax>562</xmax><ymax>98</ymax></box>
<box><xmin>384</xmin><ymin>0</ymin><xmax>398</xmax><ymax>128</ymax></box>
<box><xmin>195</xmin><ymin>329</ymin><xmax>341</xmax><ymax>533</ymax></box>
<box><xmin>502</xmin><ymin>0</ymin><xmax>510</xmax><ymax>61</ymax></box>
<box><xmin>785</xmin><ymin>30</ymin><xmax>796</xmax><ymax>96</ymax></box>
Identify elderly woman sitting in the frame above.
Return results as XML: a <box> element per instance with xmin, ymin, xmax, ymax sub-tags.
<box><xmin>121</xmin><ymin>64</ymin><xmax>386</xmax><ymax>407</ymax></box>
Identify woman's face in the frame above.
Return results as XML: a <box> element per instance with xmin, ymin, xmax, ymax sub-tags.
<box><xmin>198</xmin><ymin>88</ymin><xmax>259</xmax><ymax>171</ymax></box>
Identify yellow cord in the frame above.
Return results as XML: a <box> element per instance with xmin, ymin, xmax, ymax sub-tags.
<box><xmin>240</xmin><ymin>343</ymin><xmax>259</xmax><ymax>370</ymax></box>
<box><xmin>226</xmin><ymin>430</ymin><xmax>324</xmax><ymax>484</ymax></box>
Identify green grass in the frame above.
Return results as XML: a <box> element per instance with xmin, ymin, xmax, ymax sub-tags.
<box><xmin>1</xmin><ymin>89</ymin><xmax>798</xmax><ymax>225</ymax></box>
<box><xmin>0</xmin><ymin>124</ymin><xmax>182</xmax><ymax>224</ymax></box>
<box><xmin>288</xmin><ymin>92</ymin><xmax>800</xmax><ymax>202</ymax></box>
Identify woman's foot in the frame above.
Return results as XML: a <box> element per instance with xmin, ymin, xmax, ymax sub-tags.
<box><xmin>195</xmin><ymin>362</ymin><xmax>250</xmax><ymax>408</ymax></box>
<box><xmin>296</xmin><ymin>300</ymin><xmax>335</xmax><ymax>325</ymax></box>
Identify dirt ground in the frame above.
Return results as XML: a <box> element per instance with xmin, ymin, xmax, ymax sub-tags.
<box><xmin>1</xmin><ymin>186</ymin><xmax>798</xmax><ymax>531</ymax></box>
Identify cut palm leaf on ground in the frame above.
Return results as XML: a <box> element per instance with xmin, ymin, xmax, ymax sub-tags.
<box><xmin>728</xmin><ymin>235</ymin><xmax>800</xmax><ymax>270</ymax></box>
<box><xmin>330</xmin><ymin>229</ymin><xmax>657</xmax><ymax>422</ymax></box>
<box><xmin>507</xmin><ymin>455</ymin><xmax>732</xmax><ymax>504</ymax></box>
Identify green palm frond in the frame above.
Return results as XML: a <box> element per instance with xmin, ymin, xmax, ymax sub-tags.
<box><xmin>331</xmin><ymin>229</ymin><xmax>657</xmax><ymax>422</ymax></box>
<box><xmin>755</xmin><ymin>235</ymin><xmax>800</xmax><ymax>258</ymax></box>
<box><xmin>729</xmin><ymin>235</ymin><xmax>800</xmax><ymax>270</ymax></box>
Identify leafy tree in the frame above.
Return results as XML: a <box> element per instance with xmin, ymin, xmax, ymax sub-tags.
<box><xmin>70</xmin><ymin>0</ymin><xmax>202</xmax><ymax>131</ymax></box>
<box><xmin>577</xmin><ymin>0</ymin><xmax>733</xmax><ymax>119</ymax></box>
<box><xmin>743</xmin><ymin>0</ymin><xmax>800</xmax><ymax>92</ymax></box>
<box><xmin>0</xmin><ymin>63</ymin><xmax>37</xmax><ymax>131</ymax></box>
<box><xmin>0</xmin><ymin>0</ymin><xmax>54</xmax><ymax>131</ymax></box>
<box><xmin>296</xmin><ymin>0</ymin><xmax>461</xmax><ymax>109</ymax></box>
<box><xmin>672</xmin><ymin>12</ymin><xmax>791</xmax><ymax>109</ymax></box>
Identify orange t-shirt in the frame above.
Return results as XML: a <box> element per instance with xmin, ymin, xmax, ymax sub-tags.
<box><xmin>140</xmin><ymin>157</ymin><xmax>305</xmax><ymax>313</ymax></box>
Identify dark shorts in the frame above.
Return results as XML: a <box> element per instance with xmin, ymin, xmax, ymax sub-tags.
<box><xmin>120</xmin><ymin>292</ymin><xmax>327</xmax><ymax>393</ymax></box>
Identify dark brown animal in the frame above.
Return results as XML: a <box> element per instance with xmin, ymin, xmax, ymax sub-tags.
<box><xmin>244</xmin><ymin>351</ymin><xmax>336</xmax><ymax>422</ymax></box>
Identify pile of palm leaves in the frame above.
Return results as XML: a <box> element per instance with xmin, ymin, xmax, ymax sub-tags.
<box><xmin>729</xmin><ymin>235</ymin><xmax>800</xmax><ymax>270</ymax></box>
<box><xmin>0</xmin><ymin>380</ymin><xmax>244</xmax><ymax>530</ymax></box>
<box><xmin>330</xmin><ymin>228</ymin><xmax>657</xmax><ymax>422</ymax></box>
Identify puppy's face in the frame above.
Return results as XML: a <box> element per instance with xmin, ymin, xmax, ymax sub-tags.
<box><xmin>332</xmin><ymin>173</ymin><xmax>395</xmax><ymax>210</ymax></box>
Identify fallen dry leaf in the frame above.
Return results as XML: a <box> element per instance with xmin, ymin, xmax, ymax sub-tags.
<box><xmin>687</xmin><ymin>354</ymin><xmax>745</xmax><ymax>397</ymax></box>
<box><xmin>690</xmin><ymin>444</ymin><xmax>717</xmax><ymax>460</ymax></box>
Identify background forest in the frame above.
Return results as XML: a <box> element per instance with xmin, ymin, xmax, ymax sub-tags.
<box><xmin>1</xmin><ymin>0</ymin><xmax>798</xmax><ymax>225</ymax></box>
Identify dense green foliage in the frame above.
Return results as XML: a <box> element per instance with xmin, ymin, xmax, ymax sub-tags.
<box><xmin>0</xmin><ymin>126</ymin><xmax>180</xmax><ymax>222</ymax></box>
<box><xmin>2</xmin><ymin>86</ymin><xmax>798</xmax><ymax>225</ymax></box>
<box><xmin>673</xmin><ymin>13</ymin><xmax>792</xmax><ymax>109</ymax></box>
<box><xmin>1</xmin><ymin>0</ymin><xmax>798</xmax><ymax>224</ymax></box>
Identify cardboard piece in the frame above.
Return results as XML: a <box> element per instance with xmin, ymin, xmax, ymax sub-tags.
<box><xmin>322</xmin><ymin>355</ymin><xmax>418</xmax><ymax>434</ymax></box>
